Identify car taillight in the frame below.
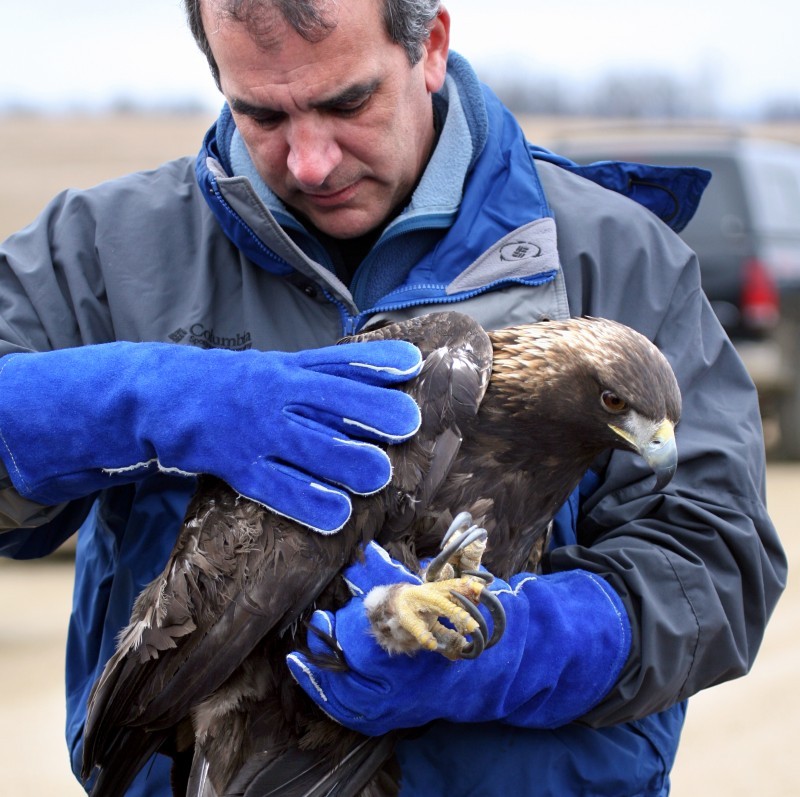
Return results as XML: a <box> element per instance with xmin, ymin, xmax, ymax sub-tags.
<box><xmin>741</xmin><ymin>257</ymin><xmax>780</xmax><ymax>329</ymax></box>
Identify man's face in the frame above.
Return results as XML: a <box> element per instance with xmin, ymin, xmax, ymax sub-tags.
<box><xmin>202</xmin><ymin>0</ymin><xmax>449</xmax><ymax>239</ymax></box>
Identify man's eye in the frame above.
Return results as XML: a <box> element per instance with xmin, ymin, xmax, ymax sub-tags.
<box><xmin>253</xmin><ymin>113</ymin><xmax>284</xmax><ymax>128</ymax></box>
<box><xmin>333</xmin><ymin>97</ymin><xmax>369</xmax><ymax>117</ymax></box>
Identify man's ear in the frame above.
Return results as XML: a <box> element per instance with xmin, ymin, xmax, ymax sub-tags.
<box><xmin>422</xmin><ymin>7</ymin><xmax>450</xmax><ymax>93</ymax></box>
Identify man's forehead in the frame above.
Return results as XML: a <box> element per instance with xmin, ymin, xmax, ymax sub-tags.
<box><xmin>201</xmin><ymin>0</ymin><xmax>289</xmax><ymax>51</ymax></box>
<box><xmin>207</xmin><ymin>0</ymin><xmax>401</xmax><ymax>106</ymax></box>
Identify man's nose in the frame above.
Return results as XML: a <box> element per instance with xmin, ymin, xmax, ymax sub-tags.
<box><xmin>286</xmin><ymin>118</ymin><xmax>343</xmax><ymax>188</ymax></box>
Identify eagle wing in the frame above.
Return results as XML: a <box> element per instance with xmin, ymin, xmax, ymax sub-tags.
<box><xmin>82</xmin><ymin>312</ymin><xmax>494</xmax><ymax>797</ymax></box>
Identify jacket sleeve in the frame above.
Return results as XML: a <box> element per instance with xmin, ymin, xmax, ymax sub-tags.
<box><xmin>0</xmin><ymin>187</ymin><xmax>113</xmax><ymax>552</ymax></box>
<box><xmin>538</xmin><ymin>161</ymin><xmax>787</xmax><ymax>726</ymax></box>
<box><xmin>0</xmin><ymin>462</ymin><xmax>94</xmax><ymax>558</ymax></box>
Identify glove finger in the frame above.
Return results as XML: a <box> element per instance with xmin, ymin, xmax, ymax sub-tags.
<box><xmin>298</xmin><ymin>341</ymin><xmax>423</xmax><ymax>385</ymax></box>
<box><xmin>285</xmin><ymin>651</ymin><xmax>348</xmax><ymax>718</ymax></box>
<box><xmin>343</xmin><ymin>541</ymin><xmax>423</xmax><ymax>595</ymax></box>
<box><xmin>277</xmin><ymin>417</ymin><xmax>393</xmax><ymax>495</ymax></box>
<box><xmin>342</xmin><ymin>388</ymin><xmax>421</xmax><ymax>444</ymax></box>
<box><xmin>290</xmin><ymin>630</ymin><xmax>392</xmax><ymax>702</ymax></box>
<box><xmin>287</xmin><ymin>650</ymin><xmax>410</xmax><ymax>737</ymax></box>
<box><xmin>233</xmin><ymin>461</ymin><xmax>353</xmax><ymax>534</ymax></box>
<box><xmin>289</xmin><ymin>379</ymin><xmax>421</xmax><ymax>444</ymax></box>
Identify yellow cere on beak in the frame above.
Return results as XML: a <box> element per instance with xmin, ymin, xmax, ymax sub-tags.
<box><xmin>610</xmin><ymin>418</ymin><xmax>677</xmax><ymax>490</ymax></box>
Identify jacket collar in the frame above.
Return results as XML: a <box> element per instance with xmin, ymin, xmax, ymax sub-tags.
<box><xmin>194</xmin><ymin>54</ymin><xmax>556</xmax><ymax>322</ymax></box>
<box><xmin>194</xmin><ymin>52</ymin><xmax>709</xmax><ymax>322</ymax></box>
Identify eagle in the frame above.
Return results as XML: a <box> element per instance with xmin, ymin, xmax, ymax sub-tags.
<box><xmin>80</xmin><ymin>311</ymin><xmax>681</xmax><ymax>797</ymax></box>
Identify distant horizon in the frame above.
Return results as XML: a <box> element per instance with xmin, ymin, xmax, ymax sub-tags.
<box><xmin>2</xmin><ymin>1</ymin><xmax>798</xmax><ymax>119</ymax></box>
<box><xmin>1</xmin><ymin>82</ymin><xmax>795</xmax><ymax>124</ymax></box>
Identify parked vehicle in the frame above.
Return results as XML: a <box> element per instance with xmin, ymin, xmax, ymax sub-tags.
<box><xmin>552</xmin><ymin>128</ymin><xmax>800</xmax><ymax>458</ymax></box>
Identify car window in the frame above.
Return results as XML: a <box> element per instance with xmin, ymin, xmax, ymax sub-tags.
<box><xmin>741</xmin><ymin>154</ymin><xmax>800</xmax><ymax>237</ymax></box>
<box><xmin>672</xmin><ymin>156</ymin><xmax>750</xmax><ymax>250</ymax></box>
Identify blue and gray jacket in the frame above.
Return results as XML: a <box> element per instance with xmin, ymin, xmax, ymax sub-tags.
<box><xmin>0</xmin><ymin>53</ymin><xmax>784</xmax><ymax>796</ymax></box>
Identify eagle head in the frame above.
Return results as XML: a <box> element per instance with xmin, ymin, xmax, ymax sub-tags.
<box><xmin>487</xmin><ymin>317</ymin><xmax>682</xmax><ymax>489</ymax></box>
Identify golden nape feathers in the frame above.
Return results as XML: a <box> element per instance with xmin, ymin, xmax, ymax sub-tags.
<box><xmin>488</xmin><ymin>316</ymin><xmax>681</xmax><ymax>424</ymax></box>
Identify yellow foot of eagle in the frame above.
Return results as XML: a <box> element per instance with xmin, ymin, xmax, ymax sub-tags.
<box><xmin>365</xmin><ymin>513</ymin><xmax>506</xmax><ymax>660</ymax></box>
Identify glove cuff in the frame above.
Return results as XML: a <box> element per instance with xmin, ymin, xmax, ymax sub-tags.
<box><xmin>0</xmin><ymin>344</ymin><xmax>202</xmax><ymax>505</ymax></box>
<box><xmin>498</xmin><ymin>568</ymin><xmax>631</xmax><ymax>728</ymax></box>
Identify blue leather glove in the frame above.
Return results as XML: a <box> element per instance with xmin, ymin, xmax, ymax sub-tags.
<box><xmin>287</xmin><ymin>542</ymin><xmax>631</xmax><ymax>734</ymax></box>
<box><xmin>0</xmin><ymin>341</ymin><xmax>422</xmax><ymax>533</ymax></box>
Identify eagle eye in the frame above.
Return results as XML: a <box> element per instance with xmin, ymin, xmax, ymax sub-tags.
<box><xmin>601</xmin><ymin>391</ymin><xmax>628</xmax><ymax>414</ymax></box>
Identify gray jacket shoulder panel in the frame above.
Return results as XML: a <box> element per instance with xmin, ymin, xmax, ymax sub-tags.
<box><xmin>536</xmin><ymin>159</ymin><xmax>786</xmax><ymax>725</ymax></box>
<box><xmin>0</xmin><ymin>157</ymin><xmax>345</xmax><ymax>355</ymax></box>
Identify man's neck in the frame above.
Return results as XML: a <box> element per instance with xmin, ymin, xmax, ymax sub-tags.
<box><xmin>320</xmin><ymin>227</ymin><xmax>383</xmax><ymax>286</ymax></box>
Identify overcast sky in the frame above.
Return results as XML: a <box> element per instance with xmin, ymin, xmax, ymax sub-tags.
<box><xmin>1</xmin><ymin>0</ymin><xmax>797</xmax><ymax>115</ymax></box>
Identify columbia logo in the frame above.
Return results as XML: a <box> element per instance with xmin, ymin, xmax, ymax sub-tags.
<box><xmin>500</xmin><ymin>240</ymin><xmax>541</xmax><ymax>262</ymax></box>
<box><xmin>169</xmin><ymin>328</ymin><xmax>189</xmax><ymax>343</ymax></box>
<box><xmin>167</xmin><ymin>323</ymin><xmax>253</xmax><ymax>350</ymax></box>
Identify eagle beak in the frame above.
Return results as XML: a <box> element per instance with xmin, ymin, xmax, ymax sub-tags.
<box><xmin>642</xmin><ymin>419</ymin><xmax>678</xmax><ymax>490</ymax></box>
<box><xmin>611</xmin><ymin>418</ymin><xmax>677</xmax><ymax>490</ymax></box>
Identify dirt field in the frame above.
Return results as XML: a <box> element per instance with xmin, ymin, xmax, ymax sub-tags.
<box><xmin>0</xmin><ymin>112</ymin><xmax>216</xmax><ymax>240</ymax></box>
<box><xmin>0</xmin><ymin>114</ymin><xmax>798</xmax><ymax>794</ymax></box>
<box><xmin>2</xmin><ymin>111</ymin><xmax>799</xmax><ymax>242</ymax></box>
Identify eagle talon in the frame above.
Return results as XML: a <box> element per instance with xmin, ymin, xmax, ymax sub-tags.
<box><xmin>426</xmin><ymin>527</ymin><xmax>487</xmax><ymax>582</ymax></box>
<box><xmin>478</xmin><ymin>588</ymin><xmax>506</xmax><ymax>649</ymax></box>
<box><xmin>447</xmin><ymin>585</ymin><xmax>505</xmax><ymax>657</ymax></box>
<box><xmin>425</xmin><ymin>514</ymin><xmax>488</xmax><ymax>583</ymax></box>
<box><xmin>462</xmin><ymin>568</ymin><xmax>494</xmax><ymax>585</ymax></box>
<box><xmin>448</xmin><ymin>589</ymin><xmax>488</xmax><ymax>658</ymax></box>
<box><xmin>440</xmin><ymin>511</ymin><xmax>476</xmax><ymax>547</ymax></box>
<box><xmin>458</xmin><ymin>630</ymin><xmax>485</xmax><ymax>659</ymax></box>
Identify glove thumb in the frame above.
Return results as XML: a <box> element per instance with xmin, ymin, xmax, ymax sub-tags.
<box><xmin>342</xmin><ymin>541</ymin><xmax>423</xmax><ymax>596</ymax></box>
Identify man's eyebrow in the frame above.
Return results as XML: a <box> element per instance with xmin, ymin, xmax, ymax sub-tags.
<box><xmin>310</xmin><ymin>79</ymin><xmax>381</xmax><ymax>110</ymax></box>
<box><xmin>229</xmin><ymin>79</ymin><xmax>381</xmax><ymax>118</ymax></box>
<box><xmin>229</xmin><ymin>97</ymin><xmax>278</xmax><ymax>118</ymax></box>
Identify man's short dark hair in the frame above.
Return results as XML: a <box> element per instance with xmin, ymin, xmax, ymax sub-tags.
<box><xmin>184</xmin><ymin>0</ymin><xmax>441</xmax><ymax>88</ymax></box>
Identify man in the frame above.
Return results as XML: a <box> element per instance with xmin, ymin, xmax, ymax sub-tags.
<box><xmin>0</xmin><ymin>0</ymin><xmax>785</xmax><ymax>794</ymax></box>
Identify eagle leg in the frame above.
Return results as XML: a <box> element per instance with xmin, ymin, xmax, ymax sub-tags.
<box><xmin>365</xmin><ymin>513</ymin><xmax>506</xmax><ymax>660</ymax></box>
<box><xmin>364</xmin><ymin>575</ymin><xmax>489</xmax><ymax>660</ymax></box>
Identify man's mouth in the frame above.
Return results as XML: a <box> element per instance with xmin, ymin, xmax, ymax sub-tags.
<box><xmin>303</xmin><ymin>180</ymin><xmax>361</xmax><ymax>208</ymax></box>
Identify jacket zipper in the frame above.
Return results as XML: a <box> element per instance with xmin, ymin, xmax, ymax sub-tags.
<box><xmin>209</xmin><ymin>178</ymin><xmax>294</xmax><ymax>270</ymax></box>
<box><xmin>341</xmin><ymin>271</ymin><xmax>558</xmax><ymax>336</ymax></box>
